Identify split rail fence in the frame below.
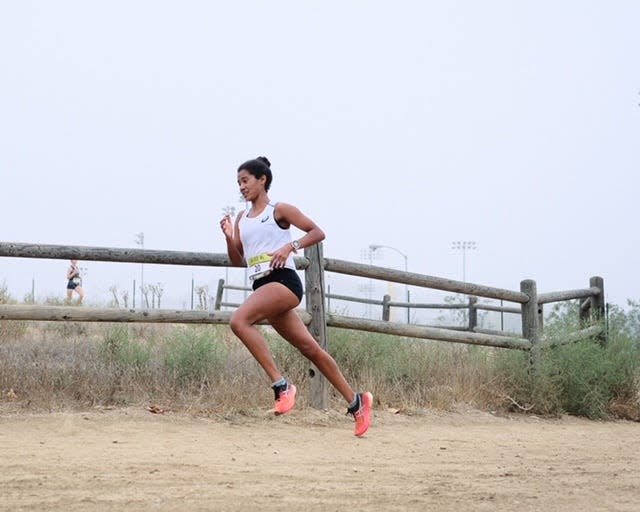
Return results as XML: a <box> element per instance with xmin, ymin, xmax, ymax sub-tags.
<box><xmin>0</xmin><ymin>241</ymin><xmax>606</xmax><ymax>409</ymax></box>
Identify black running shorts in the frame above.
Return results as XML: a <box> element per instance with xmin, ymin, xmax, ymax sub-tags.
<box><xmin>252</xmin><ymin>268</ymin><xmax>303</xmax><ymax>302</ymax></box>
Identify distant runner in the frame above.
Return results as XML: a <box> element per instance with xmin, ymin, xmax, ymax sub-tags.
<box><xmin>66</xmin><ymin>259</ymin><xmax>85</xmax><ymax>305</ymax></box>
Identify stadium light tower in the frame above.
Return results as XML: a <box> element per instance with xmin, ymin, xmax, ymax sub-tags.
<box><xmin>451</xmin><ymin>241</ymin><xmax>476</xmax><ymax>282</ymax></box>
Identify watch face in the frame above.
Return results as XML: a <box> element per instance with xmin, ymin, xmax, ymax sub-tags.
<box><xmin>292</xmin><ymin>240</ymin><xmax>300</xmax><ymax>249</ymax></box>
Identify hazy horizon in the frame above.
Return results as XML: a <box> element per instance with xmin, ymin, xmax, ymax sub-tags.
<box><xmin>2</xmin><ymin>1</ymin><xmax>638</xmax><ymax>315</ymax></box>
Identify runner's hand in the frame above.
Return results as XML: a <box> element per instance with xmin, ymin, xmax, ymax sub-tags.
<box><xmin>220</xmin><ymin>215</ymin><xmax>233</xmax><ymax>239</ymax></box>
<box><xmin>268</xmin><ymin>244</ymin><xmax>294</xmax><ymax>269</ymax></box>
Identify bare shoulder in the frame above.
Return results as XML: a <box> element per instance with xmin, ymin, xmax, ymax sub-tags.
<box><xmin>273</xmin><ymin>201</ymin><xmax>300</xmax><ymax>216</ymax></box>
<box><xmin>274</xmin><ymin>202</ymin><xmax>305</xmax><ymax>226</ymax></box>
<box><xmin>274</xmin><ymin>202</ymin><xmax>321</xmax><ymax>233</ymax></box>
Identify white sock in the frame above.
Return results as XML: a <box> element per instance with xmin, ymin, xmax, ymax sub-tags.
<box><xmin>272</xmin><ymin>378</ymin><xmax>287</xmax><ymax>388</ymax></box>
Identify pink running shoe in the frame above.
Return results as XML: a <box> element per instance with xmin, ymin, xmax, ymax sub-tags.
<box><xmin>348</xmin><ymin>392</ymin><xmax>373</xmax><ymax>437</ymax></box>
<box><xmin>273</xmin><ymin>381</ymin><xmax>297</xmax><ymax>415</ymax></box>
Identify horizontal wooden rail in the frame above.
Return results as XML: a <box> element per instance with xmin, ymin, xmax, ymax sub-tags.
<box><xmin>223</xmin><ymin>284</ymin><xmax>251</xmax><ymax>291</ymax></box>
<box><xmin>325</xmin><ymin>293</ymin><xmax>383</xmax><ymax>306</ymax></box>
<box><xmin>219</xmin><ymin>301</ymin><xmax>243</xmax><ymax>309</ymax></box>
<box><xmin>539</xmin><ymin>325</ymin><xmax>604</xmax><ymax>347</ymax></box>
<box><xmin>0</xmin><ymin>304</ymin><xmax>312</xmax><ymax>325</ymax></box>
<box><xmin>538</xmin><ymin>287</ymin><xmax>601</xmax><ymax>305</ymax></box>
<box><xmin>474</xmin><ymin>303</ymin><xmax>521</xmax><ymax>314</ymax></box>
<box><xmin>429</xmin><ymin>325</ymin><xmax>468</xmax><ymax>331</ymax></box>
<box><xmin>324</xmin><ymin>258</ymin><xmax>529</xmax><ymax>303</ymax></box>
<box><xmin>474</xmin><ymin>327</ymin><xmax>521</xmax><ymax>337</ymax></box>
<box><xmin>327</xmin><ymin>313</ymin><xmax>531</xmax><ymax>350</ymax></box>
<box><xmin>0</xmin><ymin>241</ymin><xmax>310</xmax><ymax>270</ymax></box>
<box><xmin>387</xmin><ymin>301</ymin><xmax>467</xmax><ymax>310</ymax></box>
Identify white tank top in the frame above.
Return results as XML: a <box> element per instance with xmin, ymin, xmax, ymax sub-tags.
<box><xmin>239</xmin><ymin>203</ymin><xmax>295</xmax><ymax>280</ymax></box>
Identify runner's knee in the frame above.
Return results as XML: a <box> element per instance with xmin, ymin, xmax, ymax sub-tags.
<box><xmin>229</xmin><ymin>312</ymin><xmax>251</xmax><ymax>336</ymax></box>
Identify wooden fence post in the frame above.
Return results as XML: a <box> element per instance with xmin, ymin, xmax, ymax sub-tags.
<box><xmin>520</xmin><ymin>280</ymin><xmax>539</xmax><ymax>346</ymax></box>
<box><xmin>590</xmin><ymin>276</ymin><xmax>605</xmax><ymax>319</ymax></box>
<box><xmin>579</xmin><ymin>296</ymin><xmax>591</xmax><ymax>324</ymax></box>
<box><xmin>467</xmin><ymin>296</ymin><xmax>478</xmax><ymax>331</ymax></box>
<box><xmin>382</xmin><ymin>294</ymin><xmax>391</xmax><ymax>321</ymax></box>
<box><xmin>590</xmin><ymin>276</ymin><xmax>606</xmax><ymax>345</ymax></box>
<box><xmin>304</xmin><ymin>243</ymin><xmax>328</xmax><ymax>409</ymax></box>
<box><xmin>214</xmin><ymin>279</ymin><xmax>224</xmax><ymax>310</ymax></box>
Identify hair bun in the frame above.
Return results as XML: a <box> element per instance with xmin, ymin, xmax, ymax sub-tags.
<box><xmin>257</xmin><ymin>156</ymin><xmax>271</xmax><ymax>168</ymax></box>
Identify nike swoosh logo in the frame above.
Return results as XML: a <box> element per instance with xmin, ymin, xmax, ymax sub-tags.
<box><xmin>261</xmin><ymin>215</ymin><xmax>270</xmax><ymax>223</ymax></box>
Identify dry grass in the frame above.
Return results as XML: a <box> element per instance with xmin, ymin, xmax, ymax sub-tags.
<box><xmin>0</xmin><ymin>322</ymin><xmax>505</xmax><ymax>414</ymax></box>
<box><xmin>1</xmin><ymin>320</ymin><xmax>638</xmax><ymax>421</ymax></box>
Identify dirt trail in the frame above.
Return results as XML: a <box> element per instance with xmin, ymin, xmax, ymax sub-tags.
<box><xmin>1</xmin><ymin>406</ymin><xmax>638</xmax><ymax>511</ymax></box>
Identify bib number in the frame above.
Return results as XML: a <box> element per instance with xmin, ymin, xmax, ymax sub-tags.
<box><xmin>247</xmin><ymin>253</ymin><xmax>272</xmax><ymax>281</ymax></box>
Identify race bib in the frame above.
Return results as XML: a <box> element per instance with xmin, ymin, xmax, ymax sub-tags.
<box><xmin>247</xmin><ymin>253</ymin><xmax>272</xmax><ymax>281</ymax></box>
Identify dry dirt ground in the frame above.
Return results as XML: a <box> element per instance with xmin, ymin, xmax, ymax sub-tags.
<box><xmin>1</xmin><ymin>405</ymin><xmax>638</xmax><ymax>512</ymax></box>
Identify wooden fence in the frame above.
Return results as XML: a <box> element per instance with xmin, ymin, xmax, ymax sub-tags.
<box><xmin>0</xmin><ymin>241</ymin><xmax>606</xmax><ymax>408</ymax></box>
<box><xmin>215</xmin><ymin>280</ymin><xmax>519</xmax><ymax>332</ymax></box>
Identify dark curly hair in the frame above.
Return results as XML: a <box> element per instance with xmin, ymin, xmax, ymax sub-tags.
<box><xmin>237</xmin><ymin>156</ymin><xmax>272</xmax><ymax>192</ymax></box>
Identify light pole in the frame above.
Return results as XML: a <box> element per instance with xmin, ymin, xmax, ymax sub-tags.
<box><xmin>360</xmin><ymin>246</ymin><xmax>380</xmax><ymax>319</ymax></box>
<box><xmin>451</xmin><ymin>241</ymin><xmax>476</xmax><ymax>282</ymax></box>
<box><xmin>369</xmin><ymin>244</ymin><xmax>410</xmax><ymax>323</ymax></box>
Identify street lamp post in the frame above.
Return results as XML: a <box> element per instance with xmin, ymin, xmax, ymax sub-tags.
<box><xmin>369</xmin><ymin>244</ymin><xmax>410</xmax><ymax>323</ymax></box>
<box><xmin>451</xmin><ymin>241</ymin><xmax>476</xmax><ymax>282</ymax></box>
<box><xmin>360</xmin><ymin>246</ymin><xmax>381</xmax><ymax>319</ymax></box>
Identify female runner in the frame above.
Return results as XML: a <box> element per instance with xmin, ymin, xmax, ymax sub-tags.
<box><xmin>220</xmin><ymin>156</ymin><xmax>372</xmax><ymax>436</ymax></box>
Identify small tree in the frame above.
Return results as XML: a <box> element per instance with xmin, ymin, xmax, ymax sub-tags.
<box><xmin>196</xmin><ymin>285</ymin><xmax>209</xmax><ymax>310</ymax></box>
<box><xmin>120</xmin><ymin>290</ymin><xmax>129</xmax><ymax>309</ymax></box>
<box><xmin>149</xmin><ymin>283</ymin><xmax>164</xmax><ymax>309</ymax></box>
<box><xmin>109</xmin><ymin>285</ymin><xmax>120</xmax><ymax>308</ymax></box>
<box><xmin>141</xmin><ymin>285</ymin><xmax>151</xmax><ymax>309</ymax></box>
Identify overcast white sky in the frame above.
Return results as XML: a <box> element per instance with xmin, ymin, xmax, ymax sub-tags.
<box><xmin>1</xmin><ymin>1</ymin><xmax>638</xmax><ymax>314</ymax></box>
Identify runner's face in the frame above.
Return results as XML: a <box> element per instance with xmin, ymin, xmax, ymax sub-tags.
<box><xmin>237</xmin><ymin>170</ymin><xmax>266</xmax><ymax>201</ymax></box>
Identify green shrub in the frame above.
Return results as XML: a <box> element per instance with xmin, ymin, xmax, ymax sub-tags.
<box><xmin>0</xmin><ymin>280</ymin><xmax>28</xmax><ymax>341</ymax></box>
<box><xmin>162</xmin><ymin>326</ymin><xmax>228</xmax><ymax>384</ymax></box>
<box><xmin>495</xmin><ymin>328</ymin><xmax>640</xmax><ymax>418</ymax></box>
<box><xmin>100</xmin><ymin>324</ymin><xmax>151</xmax><ymax>370</ymax></box>
<box><xmin>607</xmin><ymin>301</ymin><xmax>640</xmax><ymax>347</ymax></box>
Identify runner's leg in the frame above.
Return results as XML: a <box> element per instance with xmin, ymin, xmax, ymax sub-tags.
<box><xmin>229</xmin><ymin>282</ymin><xmax>299</xmax><ymax>382</ymax></box>
<box><xmin>268</xmin><ymin>308</ymin><xmax>356</xmax><ymax>404</ymax></box>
